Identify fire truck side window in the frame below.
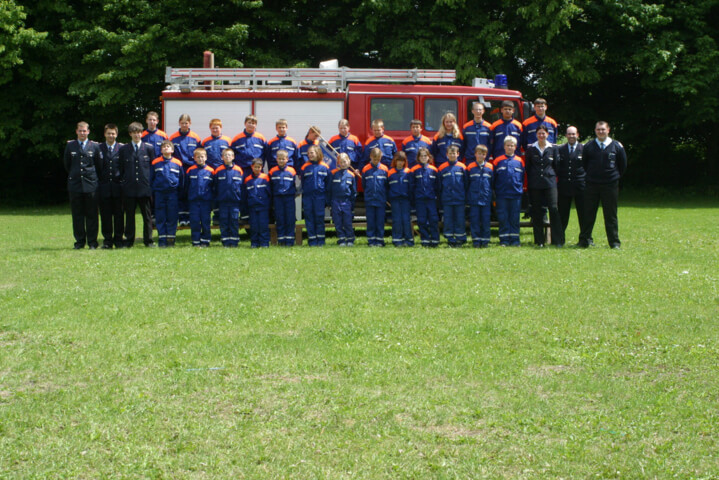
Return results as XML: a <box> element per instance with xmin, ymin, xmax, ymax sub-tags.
<box><xmin>424</xmin><ymin>99</ymin><xmax>458</xmax><ymax>132</ymax></box>
<box><xmin>370</xmin><ymin>98</ymin><xmax>414</xmax><ymax>131</ymax></box>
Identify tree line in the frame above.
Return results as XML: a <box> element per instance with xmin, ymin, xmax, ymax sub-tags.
<box><xmin>2</xmin><ymin>0</ymin><xmax>717</xmax><ymax>204</ymax></box>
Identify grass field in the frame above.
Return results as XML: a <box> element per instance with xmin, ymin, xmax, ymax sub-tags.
<box><xmin>1</xmin><ymin>191</ymin><xmax>718</xmax><ymax>479</ymax></box>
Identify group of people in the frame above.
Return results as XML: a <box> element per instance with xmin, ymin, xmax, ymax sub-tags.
<box><xmin>64</xmin><ymin>99</ymin><xmax>627</xmax><ymax>249</ymax></box>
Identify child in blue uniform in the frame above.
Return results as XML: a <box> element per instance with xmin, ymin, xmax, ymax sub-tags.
<box><xmin>493</xmin><ymin>137</ymin><xmax>525</xmax><ymax>246</ymax></box>
<box><xmin>410</xmin><ymin>148</ymin><xmax>440</xmax><ymax>247</ymax></box>
<box><xmin>388</xmin><ymin>151</ymin><xmax>413</xmax><ymax>247</ymax></box>
<box><xmin>269</xmin><ymin>149</ymin><xmax>298</xmax><ymax>246</ymax></box>
<box><xmin>186</xmin><ymin>147</ymin><xmax>215</xmax><ymax>247</ymax></box>
<box><xmin>243</xmin><ymin>158</ymin><xmax>272</xmax><ymax>248</ymax></box>
<box><xmin>213</xmin><ymin>148</ymin><xmax>244</xmax><ymax>247</ymax></box>
<box><xmin>301</xmin><ymin>145</ymin><xmax>331</xmax><ymax>246</ymax></box>
<box><xmin>151</xmin><ymin>140</ymin><xmax>184</xmax><ymax>247</ymax></box>
<box><xmin>438</xmin><ymin>145</ymin><xmax>468</xmax><ymax>247</ymax></box>
<box><xmin>466</xmin><ymin>145</ymin><xmax>494</xmax><ymax>248</ymax></box>
<box><xmin>329</xmin><ymin>153</ymin><xmax>357</xmax><ymax>246</ymax></box>
<box><xmin>362</xmin><ymin>148</ymin><xmax>389</xmax><ymax>246</ymax></box>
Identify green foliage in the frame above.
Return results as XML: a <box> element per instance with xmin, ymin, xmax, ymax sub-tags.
<box><xmin>1</xmin><ymin>194</ymin><xmax>718</xmax><ymax>477</ymax></box>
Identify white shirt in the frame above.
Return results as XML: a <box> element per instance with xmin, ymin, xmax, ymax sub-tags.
<box><xmin>595</xmin><ymin>138</ymin><xmax>613</xmax><ymax>149</ymax></box>
<box><xmin>530</xmin><ymin>141</ymin><xmax>553</xmax><ymax>155</ymax></box>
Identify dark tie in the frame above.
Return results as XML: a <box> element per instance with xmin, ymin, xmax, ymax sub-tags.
<box><xmin>600</xmin><ymin>143</ymin><xmax>605</xmax><ymax>150</ymax></box>
<box><xmin>134</xmin><ymin>144</ymin><xmax>139</xmax><ymax>154</ymax></box>
<box><xmin>569</xmin><ymin>145</ymin><xmax>573</xmax><ymax>154</ymax></box>
<box><xmin>80</xmin><ymin>141</ymin><xmax>85</xmax><ymax>151</ymax></box>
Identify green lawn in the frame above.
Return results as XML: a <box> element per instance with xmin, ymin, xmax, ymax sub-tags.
<box><xmin>1</xmin><ymin>191</ymin><xmax>718</xmax><ymax>478</ymax></box>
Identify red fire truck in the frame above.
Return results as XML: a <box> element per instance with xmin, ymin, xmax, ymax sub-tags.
<box><xmin>161</xmin><ymin>64</ymin><xmax>530</xmax><ymax>150</ymax></box>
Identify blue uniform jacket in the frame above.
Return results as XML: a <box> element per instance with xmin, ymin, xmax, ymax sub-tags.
<box><xmin>361</xmin><ymin>135</ymin><xmax>397</xmax><ymax>168</ymax></box>
<box><xmin>201</xmin><ymin>135</ymin><xmax>232</xmax><ymax>170</ymax></box>
<box><xmin>466</xmin><ymin>160</ymin><xmax>494</xmax><ymax>206</ymax></box>
<box><xmin>266</xmin><ymin>135</ymin><xmax>300</xmax><ymax>169</ymax></box>
<box><xmin>431</xmin><ymin>133</ymin><xmax>464</xmax><ymax>167</ymax></box>
<box><xmin>410</xmin><ymin>163</ymin><xmax>440</xmax><ymax>202</ymax></box>
<box><xmin>231</xmin><ymin>130</ymin><xmax>268</xmax><ymax>170</ymax></box>
<box><xmin>438</xmin><ymin>161</ymin><xmax>467</xmax><ymax>205</ymax></box>
<box><xmin>141</xmin><ymin>129</ymin><xmax>169</xmax><ymax>158</ymax></box>
<box><xmin>186</xmin><ymin>164</ymin><xmax>215</xmax><ymax>202</ymax></box>
<box><xmin>269</xmin><ymin>165</ymin><xmax>298</xmax><ymax>196</ymax></box>
<box><xmin>521</xmin><ymin>115</ymin><xmax>558</xmax><ymax>151</ymax></box>
<box><xmin>298</xmin><ymin>138</ymin><xmax>336</xmax><ymax>171</ymax></box>
<box><xmin>328</xmin><ymin>168</ymin><xmax>357</xmax><ymax>204</ymax></box>
<box><xmin>489</xmin><ymin>119</ymin><xmax>523</xmax><ymax>159</ymax></box>
<box><xmin>493</xmin><ymin>154</ymin><xmax>525</xmax><ymax>198</ymax></box>
<box><xmin>151</xmin><ymin>156</ymin><xmax>184</xmax><ymax>193</ymax></box>
<box><xmin>213</xmin><ymin>164</ymin><xmax>244</xmax><ymax>203</ymax></box>
<box><xmin>300</xmin><ymin>161</ymin><xmax>331</xmax><ymax>197</ymax></box>
<box><xmin>525</xmin><ymin>143</ymin><xmax>559</xmax><ymax>190</ymax></box>
<box><xmin>387</xmin><ymin>167</ymin><xmax>411</xmax><ymax>200</ymax></box>
<box><xmin>242</xmin><ymin>173</ymin><xmax>272</xmax><ymax>210</ymax></box>
<box><xmin>361</xmin><ymin>163</ymin><xmax>389</xmax><ymax>207</ymax></box>
<box><xmin>401</xmin><ymin>134</ymin><xmax>432</xmax><ymax>167</ymax></box>
<box><xmin>329</xmin><ymin>134</ymin><xmax>363</xmax><ymax>169</ymax></box>
<box><xmin>169</xmin><ymin>130</ymin><xmax>202</xmax><ymax>169</ymax></box>
<box><xmin>462</xmin><ymin>120</ymin><xmax>492</xmax><ymax>160</ymax></box>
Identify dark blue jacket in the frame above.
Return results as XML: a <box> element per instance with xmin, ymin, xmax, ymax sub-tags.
<box><xmin>214</xmin><ymin>164</ymin><xmax>244</xmax><ymax>203</ymax></box>
<box><xmin>410</xmin><ymin>163</ymin><xmax>439</xmax><ymax>202</ymax></box>
<box><xmin>361</xmin><ymin>135</ymin><xmax>397</xmax><ymax>168</ymax></box>
<box><xmin>186</xmin><ymin>164</ymin><xmax>215</xmax><ymax>202</ymax></box>
<box><xmin>431</xmin><ymin>133</ymin><xmax>464</xmax><ymax>167</ymax></box>
<box><xmin>242</xmin><ymin>173</ymin><xmax>272</xmax><ymax>210</ymax></box>
<box><xmin>489</xmin><ymin>118</ymin><xmax>523</xmax><ymax>159</ymax></box>
<box><xmin>329</xmin><ymin>134</ymin><xmax>363</xmax><ymax>170</ymax></box>
<box><xmin>151</xmin><ymin>156</ymin><xmax>184</xmax><ymax>193</ymax></box>
<box><xmin>462</xmin><ymin>120</ymin><xmax>492</xmax><ymax>160</ymax></box>
<box><xmin>230</xmin><ymin>130</ymin><xmax>268</xmax><ymax>170</ymax></box>
<box><xmin>438</xmin><ymin>160</ymin><xmax>467</xmax><ymax>205</ymax></box>
<box><xmin>98</xmin><ymin>142</ymin><xmax>124</xmax><ymax>198</ymax></box>
<box><xmin>466</xmin><ymin>160</ymin><xmax>494</xmax><ymax>206</ymax></box>
<box><xmin>269</xmin><ymin>165</ymin><xmax>297</xmax><ymax>197</ymax></box>
<box><xmin>201</xmin><ymin>135</ymin><xmax>232</xmax><ymax>170</ymax></box>
<box><xmin>583</xmin><ymin>139</ymin><xmax>627</xmax><ymax>184</ymax></box>
<box><xmin>118</xmin><ymin>142</ymin><xmax>155</xmax><ymax>198</ymax></box>
<box><xmin>328</xmin><ymin>168</ymin><xmax>357</xmax><ymax>204</ymax></box>
<box><xmin>141</xmin><ymin>129</ymin><xmax>169</xmax><ymax>158</ymax></box>
<box><xmin>169</xmin><ymin>130</ymin><xmax>202</xmax><ymax>170</ymax></box>
<box><xmin>388</xmin><ymin>167</ymin><xmax>411</xmax><ymax>200</ymax></box>
<box><xmin>266</xmin><ymin>135</ymin><xmax>300</xmax><ymax>169</ymax></box>
<box><xmin>525</xmin><ymin>143</ymin><xmax>559</xmax><ymax>190</ymax></box>
<box><xmin>493</xmin><ymin>154</ymin><xmax>525</xmax><ymax>198</ymax></box>
<box><xmin>300</xmin><ymin>161</ymin><xmax>331</xmax><ymax>197</ymax></box>
<box><xmin>401</xmin><ymin>134</ymin><xmax>432</xmax><ymax>167</ymax></box>
<box><xmin>361</xmin><ymin>163</ymin><xmax>389</xmax><ymax>207</ymax></box>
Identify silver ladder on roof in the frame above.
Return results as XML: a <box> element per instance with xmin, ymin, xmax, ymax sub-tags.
<box><xmin>165</xmin><ymin>67</ymin><xmax>457</xmax><ymax>91</ymax></box>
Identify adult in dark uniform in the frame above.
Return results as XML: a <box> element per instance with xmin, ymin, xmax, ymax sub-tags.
<box><xmin>119</xmin><ymin>122</ymin><xmax>156</xmax><ymax>247</ymax></box>
<box><xmin>98</xmin><ymin>124</ymin><xmax>125</xmax><ymax>248</ymax></box>
<box><xmin>524</xmin><ymin>124</ymin><xmax>564</xmax><ymax>247</ymax></box>
<box><xmin>580</xmin><ymin>121</ymin><xmax>627</xmax><ymax>249</ymax></box>
<box><xmin>556</xmin><ymin>126</ymin><xmax>591</xmax><ymax>245</ymax></box>
<box><xmin>63</xmin><ymin>121</ymin><xmax>102</xmax><ymax>249</ymax></box>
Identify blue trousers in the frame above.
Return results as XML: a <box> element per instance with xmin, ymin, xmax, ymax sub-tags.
<box><xmin>189</xmin><ymin>199</ymin><xmax>212</xmax><ymax>246</ymax></box>
<box><xmin>496</xmin><ymin>196</ymin><xmax>521</xmax><ymax>246</ymax></box>
<box><xmin>218</xmin><ymin>201</ymin><xmax>240</xmax><ymax>246</ymax></box>
<box><xmin>366</xmin><ymin>205</ymin><xmax>386</xmax><ymax>246</ymax></box>
<box><xmin>390</xmin><ymin>197</ymin><xmax>413</xmax><ymax>246</ymax></box>
<box><xmin>331</xmin><ymin>199</ymin><xmax>354</xmax><ymax>245</ymax></box>
<box><xmin>442</xmin><ymin>203</ymin><xmax>466</xmax><ymax>245</ymax></box>
<box><xmin>469</xmin><ymin>204</ymin><xmax>491</xmax><ymax>247</ymax></box>
<box><xmin>303</xmin><ymin>194</ymin><xmax>326</xmax><ymax>246</ymax></box>
<box><xmin>155</xmin><ymin>191</ymin><xmax>178</xmax><ymax>246</ymax></box>
<box><xmin>249</xmin><ymin>206</ymin><xmax>270</xmax><ymax>247</ymax></box>
<box><xmin>178</xmin><ymin>197</ymin><xmax>189</xmax><ymax>223</ymax></box>
<box><xmin>274</xmin><ymin>195</ymin><xmax>296</xmax><ymax>246</ymax></box>
<box><xmin>415</xmin><ymin>199</ymin><xmax>439</xmax><ymax>247</ymax></box>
